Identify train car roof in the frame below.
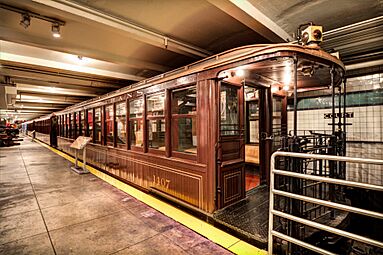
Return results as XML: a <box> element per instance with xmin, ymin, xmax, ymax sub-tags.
<box><xmin>28</xmin><ymin>43</ymin><xmax>345</xmax><ymax>121</ymax></box>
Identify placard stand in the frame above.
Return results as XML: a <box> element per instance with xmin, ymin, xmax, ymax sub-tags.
<box><xmin>70</xmin><ymin>136</ymin><xmax>92</xmax><ymax>174</ymax></box>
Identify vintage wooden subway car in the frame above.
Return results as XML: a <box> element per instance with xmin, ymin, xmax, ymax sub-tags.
<box><xmin>24</xmin><ymin>43</ymin><xmax>344</xmax><ymax>214</ymax></box>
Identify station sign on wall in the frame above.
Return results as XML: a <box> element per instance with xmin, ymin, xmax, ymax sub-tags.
<box><xmin>324</xmin><ymin>112</ymin><xmax>354</xmax><ymax>119</ymax></box>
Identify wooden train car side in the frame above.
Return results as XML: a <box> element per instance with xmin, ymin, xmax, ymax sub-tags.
<box><xmin>25</xmin><ymin>44</ymin><xmax>345</xmax><ymax>214</ymax></box>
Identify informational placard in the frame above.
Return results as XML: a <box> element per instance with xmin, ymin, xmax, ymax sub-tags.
<box><xmin>69</xmin><ymin>136</ymin><xmax>92</xmax><ymax>175</ymax></box>
<box><xmin>70</xmin><ymin>136</ymin><xmax>92</xmax><ymax>150</ymax></box>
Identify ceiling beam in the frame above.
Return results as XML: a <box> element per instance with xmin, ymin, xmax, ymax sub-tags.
<box><xmin>1</xmin><ymin>109</ymin><xmax>53</xmax><ymax>114</ymax></box>
<box><xmin>0</xmin><ymin>40</ymin><xmax>144</xmax><ymax>81</ymax></box>
<box><xmin>0</xmin><ymin>66</ymin><xmax>124</xmax><ymax>89</ymax></box>
<box><xmin>9</xmin><ymin>78</ymin><xmax>109</xmax><ymax>93</ymax></box>
<box><xmin>17</xmin><ymin>93</ymin><xmax>84</xmax><ymax>105</ymax></box>
<box><xmin>18</xmin><ymin>92</ymin><xmax>85</xmax><ymax>100</ymax></box>
<box><xmin>16</xmin><ymin>83</ymin><xmax>100</xmax><ymax>97</ymax></box>
<box><xmin>12</xmin><ymin>102</ymin><xmax>65</xmax><ymax>110</ymax></box>
<box><xmin>0</xmin><ymin>27</ymin><xmax>170</xmax><ymax>74</ymax></box>
<box><xmin>15</xmin><ymin>99</ymin><xmax>76</xmax><ymax>105</ymax></box>
<box><xmin>32</xmin><ymin>0</ymin><xmax>212</xmax><ymax>58</ymax></box>
<box><xmin>208</xmin><ymin>0</ymin><xmax>292</xmax><ymax>42</ymax></box>
<box><xmin>0</xmin><ymin>112</ymin><xmax>41</xmax><ymax>119</ymax></box>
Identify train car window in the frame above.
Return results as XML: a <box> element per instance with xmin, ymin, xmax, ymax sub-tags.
<box><xmin>171</xmin><ymin>86</ymin><xmax>197</xmax><ymax>154</ymax></box>
<box><xmin>272</xmin><ymin>97</ymin><xmax>283</xmax><ymax>151</ymax></box>
<box><xmin>248</xmin><ymin>101</ymin><xmax>259</xmax><ymax>143</ymax></box>
<box><xmin>72</xmin><ymin>113</ymin><xmax>75</xmax><ymax>138</ymax></box>
<box><xmin>220</xmin><ymin>84</ymin><xmax>239</xmax><ymax>136</ymax></box>
<box><xmin>58</xmin><ymin>116</ymin><xmax>61</xmax><ymax>136</ymax></box>
<box><xmin>88</xmin><ymin>110</ymin><xmax>93</xmax><ymax>139</ymax></box>
<box><xmin>147</xmin><ymin>94</ymin><xmax>165</xmax><ymax>116</ymax></box>
<box><xmin>94</xmin><ymin>108</ymin><xmax>102</xmax><ymax>143</ymax></box>
<box><xmin>67</xmin><ymin>114</ymin><xmax>71</xmax><ymax>138</ymax></box>
<box><xmin>59</xmin><ymin>116</ymin><xmax>62</xmax><ymax>137</ymax></box>
<box><xmin>116</xmin><ymin>102</ymin><xmax>127</xmax><ymax>147</ymax></box>
<box><xmin>105</xmin><ymin>104</ymin><xmax>114</xmax><ymax>146</ymax></box>
<box><xmin>147</xmin><ymin>93</ymin><xmax>165</xmax><ymax>151</ymax></box>
<box><xmin>63</xmin><ymin>115</ymin><xmax>67</xmax><ymax>137</ymax></box>
<box><xmin>66</xmin><ymin>114</ymin><xmax>72</xmax><ymax>138</ymax></box>
<box><xmin>129</xmin><ymin>98</ymin><xmax>144</xmax><ymax>118</ymax></box>
<box><xmin>129</xmin><ymin>98</ymin><xmax>144</xmax><ymax>148</ymax></box>
<box><xmin>80</xmin><ymin>111</ymin><xmax>85</xmax><ymax>136</ymax></box>
<box><xmin>61</xmin><ymin>116</ymin><xmax>64</xmax><ymax>137</ymax></box>
<box><xmin>74</xmin><ymin>112</ymin><xmax>79</xmax><ymax>139</ymax></box>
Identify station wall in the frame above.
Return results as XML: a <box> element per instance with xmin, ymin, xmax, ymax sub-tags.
<box><xmin>288</xmin><ymin>72</ymin><xmax>383</xmax><ymax>185</ymax></box>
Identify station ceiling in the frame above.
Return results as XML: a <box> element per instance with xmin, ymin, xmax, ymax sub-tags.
<box><xmin>0</xmin><ymin>0</ymin><xmax>382</xmax><ymax>121</ymax></box>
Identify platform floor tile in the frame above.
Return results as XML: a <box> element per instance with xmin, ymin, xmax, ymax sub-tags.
<box><xmin>0</xmin><ymin>138</ymin><xmax>233</xmax><ymax>254</ymax></box>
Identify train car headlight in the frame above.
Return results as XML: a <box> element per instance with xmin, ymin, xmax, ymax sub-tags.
<box><xmin>301</xmin><ymin>25</ymin><xmax>323</xmax><ymax>45</ymax></box>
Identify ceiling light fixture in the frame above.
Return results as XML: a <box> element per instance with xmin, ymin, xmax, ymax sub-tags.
<box><xmin>235</xmin><ymin>69</ymin><xmax>245</xmax><ymax>77</ymax></box>
<box><xmin>19</xmin><ymin>13</ymin><xmax>31</xmax><ymax>29</ymax></box>
<box><xmin>1</xmin><ymin>3</ymin><xmax>65</xmax><ymax>38</ymax></box>
<box><xmin>47</xmin><ymin>87</ymin><xmax>57</xmax><ymax>92</ymax></box>
<box><xmin>51</xmin><ymin>23</ymin><xmax>61</xmax><ymax>38</ymax></box>
<box><xmin>283</xmin><ymin>85</ymin><xmax>290</xmax><ymax>91</ymax></box>
<box><xmin>271</xmin><ymin>85</ymin><xmax>279</xmax><ymax>93</ymax></box>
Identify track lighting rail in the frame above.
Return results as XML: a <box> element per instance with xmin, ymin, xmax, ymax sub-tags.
<box><xmin>0</xmin><ymin>3</ymin><xmax>65</xmax><ymax>26</ymax></box>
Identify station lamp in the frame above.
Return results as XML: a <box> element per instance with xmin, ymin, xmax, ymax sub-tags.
<box><xmin>51</xmin><ymin>23</ymin><xmax>61</xmax><ymax>38</ymax></box>
<box><xmin>235</xmin><ymin>69</ymin><xmax>245</xmax><ymax>77</ymax></box>
<box><xmin>300</xmin><ymin>25</ymin><xmax>323</xmax><ymax>45</ymax></box>
<box><xmin>0</xmin><ymin>3</ymin><xmax>65</xmax><ymax>38</ymax></box>
<box><xmin>19</xmin><ymin>13</ymin><xmax>31</xmax><ymax>29</ymax></box>
<box><xmin>271</xmin><ymin>85</ymin><xmax>279</xmax><ymax>93</ymax></box>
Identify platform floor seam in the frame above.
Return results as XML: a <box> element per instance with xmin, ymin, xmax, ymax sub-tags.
<box><xmin>19</xmin><ymin>147</ymin><xmax>58</xmax><ymax>255</ymax></box>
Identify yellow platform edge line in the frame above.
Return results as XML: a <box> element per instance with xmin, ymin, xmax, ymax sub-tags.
<box><xmin>33</xmin><ymin>138</ymin><xmax>267</xmax><ymax>255</ymax></box>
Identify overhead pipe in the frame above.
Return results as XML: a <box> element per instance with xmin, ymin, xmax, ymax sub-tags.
<box><xmin>324</xmin><ymin>16</ymin><xmax>383</xmax><ymax>37</ymax></box>
<box><xmin>346</xmin><ymin>59</ymin><xmax>383</xmax><ymax>71</ymax></box>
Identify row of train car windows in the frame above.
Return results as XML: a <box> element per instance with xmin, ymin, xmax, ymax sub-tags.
<box><xmin>58</xmin><ymin>86</ymin><xmax>197</xmax><ymax>155</ymax></box>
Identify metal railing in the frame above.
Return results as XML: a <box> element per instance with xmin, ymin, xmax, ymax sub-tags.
<box><xmin>269</xmin><ymin>151</ymin><xmax>383</xmax><ymax>255</ymax></box>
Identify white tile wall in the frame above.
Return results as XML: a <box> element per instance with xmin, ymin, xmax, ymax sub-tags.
<box><xmin>288</xmin><ymin>107</ymin><xmax>383</xmax><ymax>185</ymax></box>
<box><xmin>347</xmin><ymin>143</ymin><xmax>383</xmax><ymax>185</ymax></box>
<box><xmin>288</xmin><ymin>105</ymin><xmax>383</xmax><ymax>142</ymax></box>
<box><xmin>287</xmin><ymin>72</ymin><xmax>383</xmax><ymax>185</ymax></box>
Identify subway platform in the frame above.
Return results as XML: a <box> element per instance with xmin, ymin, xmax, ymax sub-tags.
<box><xmin>0</xmin><ymin>138</ymin><xmax>234</xmax><ymax>255</ymax></box>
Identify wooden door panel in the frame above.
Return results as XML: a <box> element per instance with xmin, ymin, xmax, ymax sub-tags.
<box><xmin>216</xmin><ymin>82</ymin><xmax>245</xmax><ymax>209</ymax></box>
<box><xmin>217</xmin><ymin>163</ymin><xmax>245</xmax><ymax>208</ymax></box>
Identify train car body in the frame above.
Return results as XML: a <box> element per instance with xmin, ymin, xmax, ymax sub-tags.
<box><xmin>25</xmin><ymin>43</ymin><xmax>345</xmax><ymax>214</ymax></box>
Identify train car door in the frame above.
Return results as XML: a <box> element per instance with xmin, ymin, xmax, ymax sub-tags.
<box><xmin>244</xmin><ymin>88</ymin><xmax>261</xmax><ymax>191</ymax></box>
<box><xmin>244</xmin><ymin>87</ymin><xmax>286</xmax><ymax>188</ymax></box>
<box><xmin>216</xmin><ymin>81</ymin><xmax>245</xmax><ymax>209</ymax></box>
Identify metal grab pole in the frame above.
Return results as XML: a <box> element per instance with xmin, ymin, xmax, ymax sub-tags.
<box><xmin>268</xmin><ymin>155</ymin><xmax>275</xmax><ymax>254</ymax></box>
<box><xmin>329</xmin><ymin>65</ymin><xmax>336</xmax><ymax>219</ymax></box>
<box><xmin>331</xmin><ymin>65</ymin><xmax>335</xmax><ymax>135</ymax></box>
